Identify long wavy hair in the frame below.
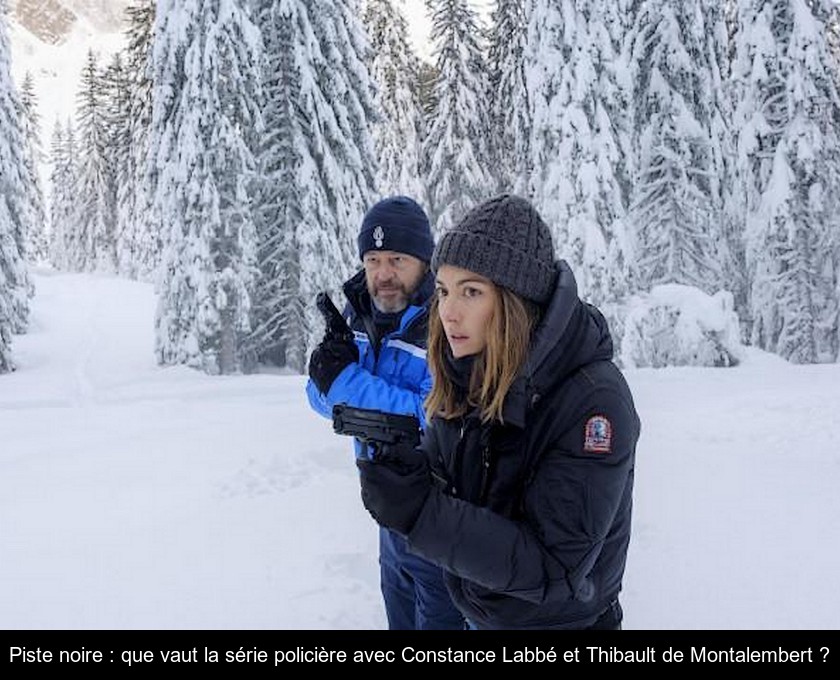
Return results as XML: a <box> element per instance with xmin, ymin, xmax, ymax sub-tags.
<box><xmin>425</xmin><ymin>286</ymin><xmax>540</xmax><ymax>424</ymax></box>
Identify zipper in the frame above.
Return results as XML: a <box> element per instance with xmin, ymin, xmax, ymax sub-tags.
<box><xmin>478</xmin><ymin>444</ymin><xmax>492</xmax><ymax>504</ymax></box>
<box><xmin>448</xmin><ymin>416</ymin><xmax>467</xmax><ymax>498</ymax></box>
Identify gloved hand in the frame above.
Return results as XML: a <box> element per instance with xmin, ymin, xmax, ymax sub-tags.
<box><xmin>308</xmin><ymin>336</ymin><xmax>359</xmax><ymax>394</ymax></box>
<box><xmin>356</xmin><ymin>443</ymin><xmax>431</xmax><ymax>535</ymax></box>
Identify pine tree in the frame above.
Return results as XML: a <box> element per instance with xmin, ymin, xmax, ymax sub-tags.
<box><xmin>47</xmin><ymin>120</ymin><xmax>66</xmax><ymax>269</ymax></box>
<box><xmin>828</xmin><ymin>7</ymin><xmax>840</xmax><ymax>82</ymax></box>
<box><xmin>248</xmin><ymin>0</ymin><xmax>308</xmax><ymax>372</ymax></box>
<box><xmin>733</xmin><ymin>0</ymin><xmax>840</xmax><ymax>363</ymax></box>
<box><xmin>423</xmin><ymin>0</ymin><xmax>494</xmax><ymax>234</ymax></box>
<box><xmin>103</xmin><ymin>51</ymin><xmax>130</xmax><ymax>264</ymax></box>
<box><xmin>248</xmin><ymin>0</ymin><xmax>379</xmax><ymax>370</ymax></box>
<box><xmin>363</xmin><ymin>0</ymin><xmax>426</xmax><ymax>199</ymax></box>
<box><xmin>711</xmin><ymin>2</ymin><xmax>749</xmax><ymax>329</ymax></box>
<box><xmin>18</xmin><ymin>72</ymin><xmax>47</xmax><ymax>264</ymax></box>
<box><xmin>73</xmin><ymin>49</ymin><xmax>117</xmax><ymax>272</ymax></box>
<box><xmin>417</xmin><ymin>59</ymin><xmax>439</xmax><ymax>120</ymax></box>
<box><xmin>317</xmin><ymin>0</ymin><xmax>381</xmax><ymax>268</ymax></box>
<box><xmin>0</xmin><ymin>198</ymin><xmax>18</xmax><ymax>371</ymax></box>
<box><xmin>825</xmin><ymin>3</ymin><xmax>840</xmax><ymax>360</ymax></box>
<box><xmin>49</xmin><ymin>120</ymin><xmax>80</xmax><ymax>271</ymax></box>
<box><xmin>627</xmin><ymin>0</ymin><xmax>729</xmax><ymax>297</ymax></box>
<box><xmin>101</xmin><ymin>50</ymin><xmax>130</xmax><ymax>275</ymax></box>
<box><xmin>0</xmin><ymin>1</ymin><xmax>32</xmax><ymax>344</ymax></box>
<box><xmin>152</xmin><ymin>0</ymin><xmax>264</xmax><ymax>375</ymax></box>
<box><xmin>526</xmin><ymin>0</ymin><xmax>634</xmax><ymax>306</ymax></box>
<box><xmin>116</xmin><ymin>0</ymin><xmax>158</xmax><ymax>280</ymax></box>
<box><xmin>487</xmin><ymin>0</ymin><xmax>529</xmax><ymax>194</ymax></box>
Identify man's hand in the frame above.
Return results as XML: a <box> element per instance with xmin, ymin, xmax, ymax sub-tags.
<box><xmin>316</xmin><ymin>292</ymin><xmax>355</xmax><ymax>345</ymax></box>
<box><xmin>356</xmin><ymin>442</ymin><xmax>431</xmax><ymax>535</ymax></box>
<box><xmin>308</xmin><ymin>336</ymin><xmax>359</xmax><ymax>394</ymax></box>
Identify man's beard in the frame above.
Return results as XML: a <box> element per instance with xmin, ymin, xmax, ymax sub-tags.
<box><xmin>372</xmin><ymin>284</ymin><xmax>409</xmax><ymax>313</ymax></box>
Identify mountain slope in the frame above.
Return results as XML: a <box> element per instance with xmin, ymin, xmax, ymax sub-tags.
<box><xmin>6</xmin><ymin>0</ymin><xmax>127</xmax><ymax>186</ymax></box>
<box><xmin>10</xmin><ymin>0</ymin><xmax>130</xmax><ymax>43</ymax></box>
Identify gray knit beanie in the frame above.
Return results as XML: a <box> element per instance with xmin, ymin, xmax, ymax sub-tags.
<box><xmin>431</xmin><ymin>195</ymin><xmax>556</xmax><ymax>304</ymax></box>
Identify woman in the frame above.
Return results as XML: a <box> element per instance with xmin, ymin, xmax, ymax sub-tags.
<box><xmin>357</xmin><ymin>195</ymin><xmax>640</xmax><ymax>630</ymax></box>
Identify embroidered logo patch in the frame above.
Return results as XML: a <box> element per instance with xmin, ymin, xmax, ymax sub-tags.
<box><xmin>373</xmin><ymin>225</ymin><xmax>385</xmax><ymax>248</ymax></box>
<box><xmin>583</xmin><ymin>415</ymin><xmax>612</xmax><ymax>454</ymax></box>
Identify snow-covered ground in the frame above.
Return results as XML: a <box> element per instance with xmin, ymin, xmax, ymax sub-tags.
<box><xmin>1</xmin><ymin>270</ymin><xmax>839</xmax><ymax>630</ymax></box>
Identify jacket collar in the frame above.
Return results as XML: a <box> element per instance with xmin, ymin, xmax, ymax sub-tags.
<box><xmin>501</xmin><ymin>260</ymin><xmax>614</xmax><ymax>428</ymax></box>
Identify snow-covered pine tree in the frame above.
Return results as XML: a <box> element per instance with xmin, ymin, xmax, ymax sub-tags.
<box><xmin>116</xmin><ymin>0</ymin><xmax>158</xmax><ymax>281</ymax></box>
<box><xmin>423</xmin><ymin>0</ymin><xmax>494</xmax><ymax>234</ymax></box>
<box><xmin>487</xmin><ymin>0</ymin><xmax>529</xmax><ymax>194</ymax></box>
<box><xmin>104</xmin><ymin>48</ymin><xmax>131</xmax><ymax>278</ymax></box>
<box><xmin>0</xmin><ymin>1</ymin><xmax>32</xmax><ymax>341</ymax></box>
<box><xmin>317</xmin><ymin>0</ymin><xmax>380</xmax><ymax>268</ymax></box>
<box><xmin>627</xmin><ymin>0</ymin><xmax>729</xmax><ymax>297</ymax></box>
<box><xmin>48</xmin><ymin>120</ymin><xmax>80</xmax><ymax>271</ymax></box>
<box><xmin>248</xmin><ymin>0</ymin><xmax>379</xmax><ymax>370</ymax></box>
<box><xmin>524</xmin><ymin>0</ymin><xmax>564</xmax><ymax>207</ymax></box>
<box><xmin>526</xmin><ymin>0</ymin><xmax>633</xmax><ymax>307</ymax></box>
<box><xmin>248</xmin><ymin>0</ymin><xmax>309</xmax><ymax>372</ymax></box>
<box><xmin>152</xmin><ymin>0</ymin><xmax>263</xmax><ymax>375</ymax></box>
<box><xmin>0</xmin><ymin>3</ymin><xmax>19</xmax><ymax>369</ymax></box>
<box><xmin>18</xmin><ymin>72</ymin><xmax>47</xmax><ymax>264</ymax></box>
<box><xmin>417</xmin><ymin>59</ymin><xmax>439</xmax><ymax>120</ymax></box>
<box><xmin>724</xmin><ymin>0</ymin><xmax>739</xmax><ymax>67</ymax></box>
<box><xmin>363</xmin><ymin>0</ymin><xmax>426</xmax><ymax>199</ymax></box>
<box><xmin>830</xmin><ymin>3</ymin><xmax>840</xmax><ymax>360</ymax></box>
<box><xmin>824</xmin><ymin>2</ymin><xmax>840</xmax><ymax>361</ymax></box>
<box><xmin>73</xmin><ymin>49</ymin><xmax>117</xmax><ymax>273</ymax></box>
<box><xmin>102</xmin><ymin>51</ymin><xmax>129</xmax><ymax>266</ymax></box>
<box><xmin>0</xmin><ymin>198</ymin><xmax>17</xmax><ymax>371</ymax></box>
<box><xmin>733</xmin><ymin>0</ymin><xmax>840</xmax><ymax>363</ymax></box>
<box><xmin>47</xmin><ymin>121</ymin><xmax>66</xmax><ymax>269</ymax></box>
<box><xmin>828</xmin><ymin>5</ymin><xmax>840</xmax><ymax>81</ymax></box>
<box><xmin>712</xmin><ymin>1</ymin><xmax>749</xmax><ymax>329</ymax></box>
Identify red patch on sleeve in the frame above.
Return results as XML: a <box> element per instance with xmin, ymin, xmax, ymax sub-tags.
<box><xmin>583</xmin><ymin>415</ymin><xmax>612</xmax><ymax>454</ymax></box>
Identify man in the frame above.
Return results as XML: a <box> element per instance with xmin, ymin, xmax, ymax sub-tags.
<box><xmin>306</xmin><ymin>195</ymin><xmax>465</xmax><ymax>631</ymax></box>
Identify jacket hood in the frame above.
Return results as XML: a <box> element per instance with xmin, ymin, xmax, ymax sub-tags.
<box><xmin>501</xmin><ymin>260</ymin><xmax>614</xmax><ymax>428</ymax></box>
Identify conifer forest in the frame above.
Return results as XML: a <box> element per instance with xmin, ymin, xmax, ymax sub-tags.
<box><xmin>2</xmin><ymin>0</ymin><xmax>839</xmax><ymax>375</ymax></box>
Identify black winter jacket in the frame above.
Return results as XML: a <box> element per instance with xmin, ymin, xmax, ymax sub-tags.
<box><xmin>406</xmin><ymin>261</ymin><xmax>640</xmax><ymax>629</ymax></box>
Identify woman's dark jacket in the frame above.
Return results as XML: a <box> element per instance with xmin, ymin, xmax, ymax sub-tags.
<box><xmin>406</xmin><ymin>261</ymin><xmax>640</xmax><ymax>629</ymax></box>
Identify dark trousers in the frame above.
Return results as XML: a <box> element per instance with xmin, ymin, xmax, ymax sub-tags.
<box><xmin>379</xmin><ymin>528</ymin><xmax>465</xmax><ymax>630</ymax></box>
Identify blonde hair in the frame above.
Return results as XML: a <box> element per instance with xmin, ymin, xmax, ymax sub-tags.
<box><xmin>425</xmin><ymin>287</ymin><xmax>540</xmax><ymax>424</ymax></box>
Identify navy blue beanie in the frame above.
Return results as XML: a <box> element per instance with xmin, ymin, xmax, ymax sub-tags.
<box><xmin>358</xmin><ymin>196</ymin><xmax>433</xmax><ymax>263</ymax></box>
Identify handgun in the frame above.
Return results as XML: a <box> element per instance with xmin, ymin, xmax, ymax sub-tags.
<box><xmin>332</xmin><ymin>404</ymin><xmax>421</xmax><ymax>460</ymax></box>
<box><xmin>316</xmin><ymin>292</ymin><xmax>354</xmax><ymax>344</ymax></box>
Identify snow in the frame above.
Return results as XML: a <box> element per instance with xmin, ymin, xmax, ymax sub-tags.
<box><xmin>7</xmin><ymin>4</ymin><xmax>127</xmax><ymax>196</ymax></box>
<box><xmin>1</xmin><ymin>270</ymin><xmax>839</xmax><ymax>630</ymax></box>
<box><xmin>403</xmin><ymin>0</ymin><xmax>491</xmax><ymax>64</ymax></box>
<box><xmin>8</xmin><ymin>8</ymin><xmax>126</xmax><ymax>126</ymax></box>
<box><xmin>620</xmin><ymin>283</ymin><xmax>744</xmax><ymax>368</ymax></box>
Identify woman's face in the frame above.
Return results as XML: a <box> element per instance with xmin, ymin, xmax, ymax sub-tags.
<box><xmin>435</xmin><ymin>265</ymin><xmax>498</xmax><ymax>358</ymax></box>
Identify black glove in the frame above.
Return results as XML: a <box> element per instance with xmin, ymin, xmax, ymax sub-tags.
<box><xmin>308</xmin><ymin>336</ymin><xmax>358</xmax><ymax>394</ymax></box>
<box><xmin>356</xmin><ymin>442</ymin><xmax>431</xmax><ymax>535</ymax></box>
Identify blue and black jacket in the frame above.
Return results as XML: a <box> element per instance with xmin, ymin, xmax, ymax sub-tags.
<box><xmin>306</xmin><ymin>269</ymin><xmax>435</xmax><ymax>455</ymax></box>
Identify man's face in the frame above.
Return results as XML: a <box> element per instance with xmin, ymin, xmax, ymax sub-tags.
<box><xmin>363</xmin><ymin>250</ymin><xmax>427</xmax><ymax>313</ymax></box>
